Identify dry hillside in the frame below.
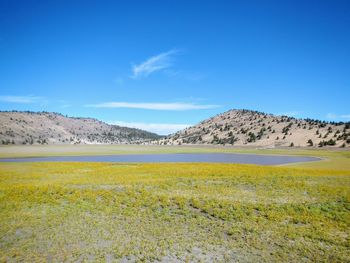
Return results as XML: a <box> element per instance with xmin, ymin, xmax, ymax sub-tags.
<box><xmin>0</xmin><ymin>111</ymin><xmax>160</xmax><ymax>145</ymax></box>
<box><xmin>158</xmin><ymin>109</ymin><xmax>350</xmax><ymax>148</ymax></box>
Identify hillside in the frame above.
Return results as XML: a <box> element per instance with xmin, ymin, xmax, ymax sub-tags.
<box><xmin>158</xmin><ymin>109</ymin><xmax>350</xmax><ymax>148</ymax></box>
<box><xmin>0</xmin><ymin>111</ymin><xmax>160</xmax><ymax>145</ymax></box>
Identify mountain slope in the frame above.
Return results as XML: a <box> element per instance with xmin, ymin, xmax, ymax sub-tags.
<box><xmin>0</xmin><ymin>111</ymin><xmax>160</xmax><ymax>145</ymax></box>
<box><xmin>158</xmin><ymin>109</ymin><xmax>350</xmax><ymax>148</ymax></box>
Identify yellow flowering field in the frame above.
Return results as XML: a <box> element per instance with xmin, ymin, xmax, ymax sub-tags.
<box><xmin>0</xmin><ymin>162</ymin><xmax>349</xmax><ymax>262</ymax></box>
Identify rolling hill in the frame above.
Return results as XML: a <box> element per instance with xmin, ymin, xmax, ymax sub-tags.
<box><xmin>158</xmin><ymin>109</ymin><xmax>350</xmax><ymax>148</ymax></box>
<box><xmin>0</xmin><ymin>111</ymin><xmax>161</xmax><ymax>145</ymax></box>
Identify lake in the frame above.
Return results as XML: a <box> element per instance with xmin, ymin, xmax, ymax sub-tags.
<box><xmin>0</xmin><ymin>153</ymin><xmax>320</xmax><ymax>165</ymax></box>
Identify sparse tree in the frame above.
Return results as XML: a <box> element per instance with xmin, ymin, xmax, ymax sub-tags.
<box><xmin>307</xmin><ymin>139</ymin><xmax>313</xmax><ymax>146</ymax></box>
<box><xmin>327</xmin><ymin>139</ymin><xmax>336</xmax><ymax>146</ymax></box>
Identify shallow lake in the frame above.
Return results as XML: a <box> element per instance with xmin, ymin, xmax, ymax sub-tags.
<box><xmin>0</xmin><ymin>153</ymin><xmax>320</xmax><ymax>165</ymax></box>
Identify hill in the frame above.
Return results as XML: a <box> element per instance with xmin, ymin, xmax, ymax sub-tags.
<box><xmin>158</xmin><ymin>109</ymin><xmax>350</xmax><ymax>148</ymax></box>
<box><xmin>0</xmin><ymin>111</ymin><xmax>160</xmax><ymax>145</ymax></box>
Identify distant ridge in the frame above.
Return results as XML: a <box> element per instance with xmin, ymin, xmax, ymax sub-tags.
<box><xmin>0</xmin><ymin>111</ymin><xmax>161</xmax><ymax>145</ymax></box>
<box><xmin>157</xmin><ymin>109</ymin><xmax>350</xmax><ymax>148</ymax></box>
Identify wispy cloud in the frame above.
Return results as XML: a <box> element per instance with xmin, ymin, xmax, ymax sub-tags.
<box><xmin>326</xmin><ymin>113</ymin><xmax>337</xmax><ymax>119</ymax></box>
<box><xmin>86</xmin><ymin>101</ymin><xmax>219</xmax><ymax>111</ymax></box>
<box><xmin>132</xmin><ymin>49</ymin><xmax>177</xmax><ymax>78</ymax></box>
<box><xmin>0</xmin><ymin>95</ymin><xmax>43</xmax><ymax>104</ymax></box>
<box><xmin>108</xmin><ymin>121</ymin><xmax>190</xmax><ymax>135</ymax></box>
<box><xmin>326</xmin><ymin>113</ymin><xmax>350</xmax><ymax>120</ymax></box>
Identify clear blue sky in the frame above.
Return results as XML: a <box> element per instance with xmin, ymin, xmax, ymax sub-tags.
<box><xmin>0</xmin><ymin>0</ymin><xmax>349</xmax><ymax>134</ymax></box>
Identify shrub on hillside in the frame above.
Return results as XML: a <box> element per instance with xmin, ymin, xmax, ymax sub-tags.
<box><xmin>307</xmin><ymin>139</ymin><xmax>313</xmax><ymax>146</ymax></box>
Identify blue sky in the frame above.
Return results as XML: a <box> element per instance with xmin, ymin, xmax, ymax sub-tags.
<box><xmin>0</xmin><ymin>0</ymin><xmax>349</xmax><ymax>134</ymax></box>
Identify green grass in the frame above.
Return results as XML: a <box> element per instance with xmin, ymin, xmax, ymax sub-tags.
<box><xmin>0</xmin><ymin>162</ymin><xmax>349</xmax><ymax>262</ymax></box>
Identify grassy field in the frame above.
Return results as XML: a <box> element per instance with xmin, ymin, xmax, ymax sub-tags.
<box><xmin>0</xmin><ymin>145</ymin><xmax>349</xmax><ymax>261</ymax></box>
<box><xmin>0</xmin><ymin>160</ymin><xmax>349</xmax><ymax>262</ymax></box>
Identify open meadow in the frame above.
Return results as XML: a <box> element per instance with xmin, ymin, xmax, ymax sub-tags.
<box><xmin>0</xmin><ymin>145</ymin><xmax>349</xmax><ymax>262</ymax></box>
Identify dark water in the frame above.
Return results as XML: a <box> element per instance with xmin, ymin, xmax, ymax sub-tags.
<box><xmin>0</xmin><ymin>153</ymin><xmax>320</xmax><ymax>165</ymax></box>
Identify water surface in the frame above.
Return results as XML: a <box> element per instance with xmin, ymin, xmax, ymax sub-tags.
<box><xmin>0</xmin><ymin>153</ymin><xmax>320</xmax><ymax>165</ymax></box>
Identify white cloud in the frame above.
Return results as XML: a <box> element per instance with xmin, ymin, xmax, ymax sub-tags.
<box><xmin>108</xmin><ymin>121</ymin><xmax>190</xmax><ymax>135</ymax></box>
<box><xmin>132</xmin><ymin>49</ymin><xmax>177</xmax><ymax>78</ymax></box>
<box><xmin>277</xmin><ymin>111</ymin><xmax>301</xmax><ymax>117</ymax></box>
<box><xmin>326</xmin><ymin>113</ymin><xmax>350</xmax><ymax>120</ymax></box>
<box><xmin>0</xmin><ymin>95</ymin><xmax>43</xmax><ymax>104</ymax></box>
<box><xmin>86</xmin><ymin>102</ymin><xmax>219</xmax><ymax>111</ymax></box>
<box><xmin>326</xmin><ymin>113</ymin><xmax>337</xmax><ymax>119</ymax></box>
